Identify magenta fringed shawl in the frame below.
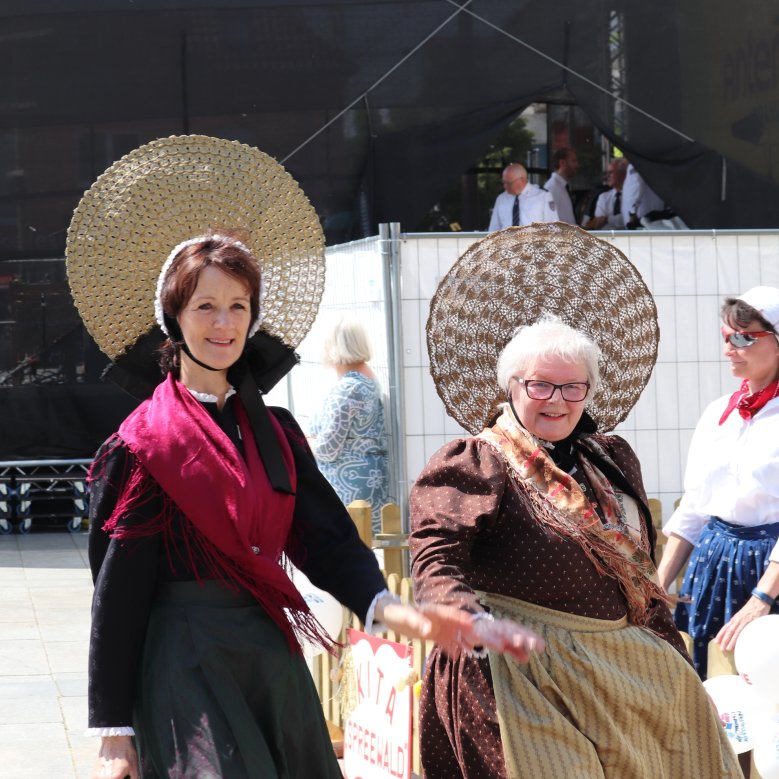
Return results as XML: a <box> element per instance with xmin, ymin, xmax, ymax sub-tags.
<box><xmin>94</xmin><ymin>373</ymin><xmax>330</xmax><ymax>654</ymax></box>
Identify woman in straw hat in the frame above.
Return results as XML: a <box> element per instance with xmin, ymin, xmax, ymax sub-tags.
<box><xmin>68</xmin><ymin>136</ymin><xmax>543</xmax><ymax>779</ymax></box>
<box><xmin>410</xmin><ymin>223</ymin><xmax>742</xmax><ymax>778</ymax></box>
<box><xmin>658</xmin><ymin>286</ymin><xmax>779</xmax><ymax>679</ymax></box>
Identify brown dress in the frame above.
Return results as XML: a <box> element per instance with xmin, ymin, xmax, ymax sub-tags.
<box><xmin>409</xmin><ymin>432</ymin><xmax>690</xmax><ymax>778</ymax></box>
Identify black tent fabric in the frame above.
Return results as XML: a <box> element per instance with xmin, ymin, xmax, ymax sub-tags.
<box><xmin>1</xmin><ymin>0</ymin><xmax>778</xmax><ymax>262</ymax></box>
<box><xmin>0</xmin><ymin>384</ymin><xmax>138</xmax><ymax>459</ymax></box>
<box><xmin>1</xmin><ymin>0</ymin><xmax>779</xmax><ymax>456</ymax></box>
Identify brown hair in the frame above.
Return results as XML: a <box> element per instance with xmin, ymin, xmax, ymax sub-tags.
<box><xmin>721</xmin><ymin>297</ymin><xmax>775</xmax><ymax>333</ymax></box>
<box><xmin>553</xmin><ymin>147</ymin><xmax>573</xmax><ymax>169</ymax></box>
<box><xmin>158</xmin><ymin>229</ymin><xmax>261</xmax><ymax>374</ymax></box>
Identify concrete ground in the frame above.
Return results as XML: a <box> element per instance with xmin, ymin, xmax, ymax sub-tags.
<box><xmin>0</xmin><ymin>528</ymin><xmax>95</xmax><ymax>779</ymax></box>
<box><xmin>0</xmin><ymin>529</ymin><xmax>351</xmax><ymax>779</ymax></box>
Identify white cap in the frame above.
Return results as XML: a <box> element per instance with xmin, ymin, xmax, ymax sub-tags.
<box><xmin>154</xmin><ymin>234</ymin><xmax>265</xmax><ymax>339</ymax></box>
<box><xmin>737</xmin><ymin>286</ymin><xmax>779</xmax><ymax>331</ymax></box>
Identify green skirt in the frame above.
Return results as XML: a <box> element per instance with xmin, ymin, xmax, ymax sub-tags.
<box><xmin>134</xmin><ymin>580</ymin><xmax>341</xmax><ymax>779</ymax></box>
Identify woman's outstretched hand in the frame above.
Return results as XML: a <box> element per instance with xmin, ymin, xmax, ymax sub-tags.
<box><xmin>377</xmin><ymin>599</ymin><xmax>545</xmax><ymax>661</ymax></box>
<box><xmin>464</xmin><ymin>612</ymin><xmax>546</xmax><ymax>662</ymax></box>
<box><xmin>92</xmin><ymin>735</ymin><xmax>138</xmax><ymax>779</ymax></box>
<box><xmin>715</xmin><ymin>596</ymin><xmax>772</xmax><ymax>651</ymax></box>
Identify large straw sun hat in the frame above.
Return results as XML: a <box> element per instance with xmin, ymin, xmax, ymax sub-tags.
<box><xmin>65</xmin><ymin>134</ymin><xmax>325</xmax><ymax>394</ymax></box>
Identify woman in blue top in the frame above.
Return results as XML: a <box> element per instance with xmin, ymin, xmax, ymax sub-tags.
<box><xmin>310</xmin><ymin>317</ymin><xmax>390</xmax><ymax>530</ymax></box>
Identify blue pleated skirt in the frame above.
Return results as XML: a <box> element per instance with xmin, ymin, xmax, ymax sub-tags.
<box><xmin>674</xmin><ymin>516</ymin><xmax>779</xmax><ymax>678</ymax></box>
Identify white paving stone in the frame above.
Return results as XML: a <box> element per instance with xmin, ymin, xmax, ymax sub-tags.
<box><xmin>0</xmin><ymin>532</ymin><xmax>91</xmax><ymax>777</ymax></box>
<box><xmin>0</xmin><ymin>639</ymin><xmax>50</xmax><ymax>675</ymax></box>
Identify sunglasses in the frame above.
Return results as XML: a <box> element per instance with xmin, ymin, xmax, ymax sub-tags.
<box><xmin>721</xmin><ymin>328</ymin><xmax>776</xmax><ymax>348</ymax></box>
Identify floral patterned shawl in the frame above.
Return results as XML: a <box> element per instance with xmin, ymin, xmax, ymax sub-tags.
<box><xmin>477</xmin><ymin>407</ymin><xmax>668</xmax><ymax>626</ymax></box>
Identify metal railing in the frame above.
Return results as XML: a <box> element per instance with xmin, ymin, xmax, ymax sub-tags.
<box><xmin>0</xmin><ymin>458</ymin><xmax>91</xmax><ymax>534</ymax></box>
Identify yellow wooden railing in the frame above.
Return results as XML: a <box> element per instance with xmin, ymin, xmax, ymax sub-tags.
<box><xmin>311</xmin><ymin>501</ymin><xmax>429</xmax><ymax>775</ymax></box>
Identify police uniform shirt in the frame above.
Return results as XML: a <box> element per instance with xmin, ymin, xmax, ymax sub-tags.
<box><xmin>543</xmin><ymin>171</ymin><xmax>576</xmax><ymax>225</ymax></box>
<box><xmin>622</xmin><ymin>164</ymin><xmax>665</xmax><ymax>224</ymax></box>
<box><xmin>594</xmin><ymin>188</ymin><xmax>626</xmax><ymax>229</ymax></box>
<box><xmin>488</xmin><ymin>184</ymin><xmax>557</xmax><ymax>231</ymax></box>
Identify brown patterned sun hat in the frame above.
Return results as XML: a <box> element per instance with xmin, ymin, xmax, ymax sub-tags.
<box><xmin>66</xmin><ymin>135</ymin><xmax>325</xmax><ymax>361</ymax></box>
<box><xmin>426</xmin><ymin>222</ymin><xmax>659</xmax><ymax>434</ymax></box>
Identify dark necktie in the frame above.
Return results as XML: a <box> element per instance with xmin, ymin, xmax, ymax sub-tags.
<box><xmin>613</xmin><ymin>191</ymin><xmax>621</xmax><ymax>216</ymax></box>
<box><xmin>512</xmin><ymin>195</ymin><xmax>520</xmax><ymax>226</ymax></box>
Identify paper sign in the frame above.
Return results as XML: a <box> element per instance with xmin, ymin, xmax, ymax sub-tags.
<box><xmin>342</xmin><ymin>629</ymin><xmax>412</xmax><ymax>779</ymax></box>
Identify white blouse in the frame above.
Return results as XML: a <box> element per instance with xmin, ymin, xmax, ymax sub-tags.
<box><xmin>664</xmin><ymin>394</ymin><xmax>779</xmax><ymax>563</ymax></box>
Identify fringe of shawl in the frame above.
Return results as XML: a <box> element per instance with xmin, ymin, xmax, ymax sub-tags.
<box><xmin>88</xmin><ymin>435</ymin><xmax>335</xmax><ymax>655</ymax></box>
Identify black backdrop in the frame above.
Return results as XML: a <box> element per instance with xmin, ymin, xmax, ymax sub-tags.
<box><xmin>2</xmin><ymin>0</ymin><xmax>778</xmax><ymax>259</ymax></box>
<box><xmin>1</xmin><ymin>0</ymin><xmax>778</xmax><ymax>456</ymax></box>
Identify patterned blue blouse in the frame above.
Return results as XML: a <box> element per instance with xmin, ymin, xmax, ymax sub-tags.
<box><xmin>310</xmin><ymin>371</ymin><xmax>389</xmax><ymax>530</ymax></box>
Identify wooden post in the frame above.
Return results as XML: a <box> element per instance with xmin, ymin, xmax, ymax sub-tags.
<box><xmin>647</xmin><ymin>498</ymin><xmax>663</xmax><ymax>530</ymax></box>
<box><xmin>308</xmin><ymin>572</ymin><xmax>433</xmax><ymax>779</ymax></box>
<box><xmin>346</xmin><ymin>500</ymin><xmax>373</xmax><ymax>547</ymax></box>
<box><xmin>648</xmin><ymin>497</ymin><xmax>666</xmax><ymax>560</ymax></box>
<box><xmin>707</xmin><ymin>640</ymin><xmax>737</xmax><ymax>677</ymax></box>
<box><xmin>679</xmin><ymin>630</ymin><xmax>693</xmax><ymax>657</ymax></box>
<box><xmin>400</xmin><ymin>576</ymin><xmax>414</xmax><ymax>606</ymax></box>
<box><xmin>380</xmin><ymin>503</ymin><xmax>406</xmax><ymax>579</ymax></box>
<box><xmin>384</xmin><ymin>573</ymin><xmax>401</xmax><ymax>643</ymax></box>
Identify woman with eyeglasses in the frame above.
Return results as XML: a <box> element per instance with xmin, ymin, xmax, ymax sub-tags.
<box><xmin>410</xmin><ymin>313</ymin><xmax>739</xmax><ymax>778</ymax></box>
<box><xmin>657</xmin><ymin>286</ymin><xmax>779</xmax><ymax>678</ymax></box>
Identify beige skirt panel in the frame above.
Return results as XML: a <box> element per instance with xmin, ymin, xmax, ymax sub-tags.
<box><xmin>479</xmin><ymin>592</ymin><xmax>742</xmax><ymax>779</ymax></box>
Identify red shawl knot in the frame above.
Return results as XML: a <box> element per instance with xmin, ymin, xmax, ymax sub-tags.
<box><xmin>719</xmin><ymin>378</ymin><xmax>779</xmax><ymax>425</ymax></box>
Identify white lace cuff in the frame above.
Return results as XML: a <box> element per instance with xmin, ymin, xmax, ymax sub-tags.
<box><xmin>84</xmin><ymin>726</ymin><xmax>136</xmax><ymax>737</ymax></box>
<box><xmin>465</xmin><ymin>611</ymin><xmax>494</xmax><ymax>658</ymax></box>
<box><xmin>365</xmin><ymin>589</ymin><xmax>401</xmax><ymax>634</ymax></box>
<box><xmin>465</xmin><ymin>646</ymin><xmax>490</xmax><ymax>658</ymax></box>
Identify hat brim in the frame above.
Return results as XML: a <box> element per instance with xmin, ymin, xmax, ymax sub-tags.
<box><xmin>426</xmin><ymin>222</ymin><xmax>659</xmax><ymax>434</ymax></box>
<box><xmin>66</xmin><ymin>135</ymin><xmax>325</xmax><ymax>362</ymax></box>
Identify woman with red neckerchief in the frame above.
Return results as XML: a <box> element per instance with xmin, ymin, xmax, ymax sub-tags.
<box><xmin>658</xmin><ymin>286</ymin><xmax>779</xmax><ymax>679</ymax></box>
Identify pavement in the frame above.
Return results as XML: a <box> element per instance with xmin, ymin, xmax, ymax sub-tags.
<box><xmin>0</xmin><ymin>528</ymin><xmax>95</xmax><ymax>779</ymax></box>
<box><xmin>0</xmin><ymin>529</ymin><xmax>351</xmax><ymax>779</ymax></box>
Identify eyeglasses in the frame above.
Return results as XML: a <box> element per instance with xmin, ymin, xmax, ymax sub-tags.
<box><xmin>513</xmin><ymin>378</ymin><xmax>590</xmax><ymax>402</ymax></box>
<box><xmin>721</xmin><ymin>328</ymin><xmax>776</xmax><ymax>348</ymax></box>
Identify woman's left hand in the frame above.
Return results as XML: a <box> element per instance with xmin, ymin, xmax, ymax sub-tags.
<box><xmin>715</xmin><ymin>597</ymin><xmax>772</xmax><ymax>651</ymax></box>
<box><xmin>464</xmin><ymin>613</ymin><xmax>546</xmax><ymax>662</ymax></box>
<box><xmin>377</xmin><ymin>599</ymin><xmax>545</xmax><ymax>661</ymax></box>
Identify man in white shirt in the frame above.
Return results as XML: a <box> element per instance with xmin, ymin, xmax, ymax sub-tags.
<box><xmin>487</xmin><ymin>163</ymin><xmax>555</xmax><ymax>231</ymax></box>
<box><xmin>621</xmin><ymin>163</ymin><xmax>666</xmax><ymax>228</ymax></box>
<box><xmin>543</xmin><ymin>148</ymin><xmax>579</xmax><ymax>225</ymax></box>
<box><xmin>585</xmin><ymin>158</ymin><xmax>628</xmax><ymax>230</ymax></box>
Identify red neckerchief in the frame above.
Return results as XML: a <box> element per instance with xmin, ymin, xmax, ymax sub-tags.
<box><xmin>98</xmin><ymin>373</ymin><xmax>329</xmax><ymax>653</ymax></box>
<box><xmin>719</xmin><ymin>378</ymin><xmax>779</xmax><ymax>425</ymax></box>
